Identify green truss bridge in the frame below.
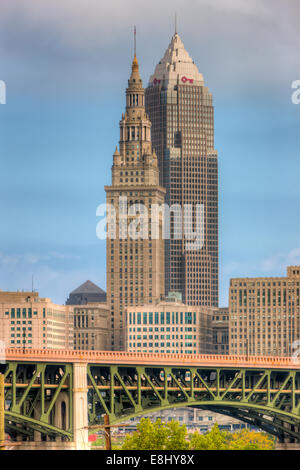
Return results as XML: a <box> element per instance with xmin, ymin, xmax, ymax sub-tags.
<box><xmin>1</xmin><ymin>348</ymin><xmax>300</xmax><ymax>449</ymax></box>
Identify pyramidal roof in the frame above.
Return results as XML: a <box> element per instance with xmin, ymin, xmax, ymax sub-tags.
<box><xmin>149</xmin><ymin>33</ymin><xmax>204</xmax><ymax>86</ymax></box>
<box><xmin>70</xmin><ymin>280</ymin><xmax>106</xmax><ymax>295</ymax></box>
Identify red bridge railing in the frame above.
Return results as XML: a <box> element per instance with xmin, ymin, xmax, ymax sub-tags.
<box><xmin>1</xmin><ymin>348</ymin><xmax>299</xmax><ymax>369</ymax></box>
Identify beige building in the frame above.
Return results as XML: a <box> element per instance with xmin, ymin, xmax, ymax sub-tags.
<box><xmin>126</xmin><ymin>294</ymin><xmax>213</xmax><ymax>354</ymax></box>
<box><xmin>212</xmin><ymin>307</ymin><xmax>229</xmax><ymax>355</ymax></box>
<box><xmin>73</xmin><ymin>303</ymin><xmax>110</xmax><ymax>350</ymax></box>
<box><xmin>0</xmin><ymin>290</ymin><xmax>73</xmax><ymax>349</ymax></box>
<box><xmin>105</xmin><ymin>54</ymin><xmax>166</xmax><ymax>351</ymax></box>
<box><xmin>229</xmin><ymin>266</ymin><xmax>300</xmax><ymax>356</ymax></box>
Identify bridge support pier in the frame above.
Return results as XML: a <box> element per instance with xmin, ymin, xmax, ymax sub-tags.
<box><xmin>72</xmin><ymin>363</ymin><xmax>90</xmax><ymax>450</ymax></box>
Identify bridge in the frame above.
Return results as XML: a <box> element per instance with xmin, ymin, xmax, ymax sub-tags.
<box><xmin>1</xmin><ymin>348</ymin><xmax>300</xmax><ymax>449</ymax></box>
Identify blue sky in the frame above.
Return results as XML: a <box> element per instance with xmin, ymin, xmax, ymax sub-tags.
<box><xmin>0</xmin><ymin>0</ymin><xmax>300</xmax><ymax>306</ymax></box>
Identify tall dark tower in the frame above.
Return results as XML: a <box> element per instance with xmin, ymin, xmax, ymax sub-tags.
<box><xmin>145</xmin><ymin>33</ymin><xmax>218</xmax><ymax>307</ymax></box>
<box><xmin>105</xmin><ymin>54</ymin><xmax>166</xmax><ymax>351</ymax></box>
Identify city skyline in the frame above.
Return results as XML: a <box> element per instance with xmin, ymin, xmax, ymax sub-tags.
<box><xmin>1</xmin><ymin>0</ymin><xmax>300</xmax><ymax>307</ymax></box>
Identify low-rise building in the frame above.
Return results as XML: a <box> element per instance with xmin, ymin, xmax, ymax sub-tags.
<box><xmin>126</xmin><ymin>294</ymin><xmax>213</xmax><ymax>354</ymax></box>
<box><xmin>0</xmin><ymin>290</ymin><xmax>74</xmax><ymax>349</ymax></box>
<box><xmin>73</xmin><ymin>302</ymin><xmax>110</xmax><ymax>350</ymax></box>
<box><xmin>67</xmin><ymin>281</ymin><xmax>110</xmax><ymax>351</ymax></box>
<box><xmin>122</xmin><ymin>407</ymin><xmax>258</xmax><ymax>434</ymax></box>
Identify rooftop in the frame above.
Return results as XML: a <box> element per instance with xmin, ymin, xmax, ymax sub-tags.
<box><xmin>69</xmin><ymin>280</ymin><xmax>106</xmax><ymax>296</ymax></box>
<box><xmin>149</xmin><ymin>33</ymin><xmax>204</xmax><ymax>86</ymax></box>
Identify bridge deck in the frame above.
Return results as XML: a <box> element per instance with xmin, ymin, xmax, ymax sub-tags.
<box><xmin>1</xmin><ymin>348</ymin><xmax>299</xmax><ymax>369</ymax></box>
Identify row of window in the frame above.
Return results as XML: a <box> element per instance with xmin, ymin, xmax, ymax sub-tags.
<box><xmin>127</xmin><ymin>311</ymin><xmax>196</xmax><ymax>325</ymax></box>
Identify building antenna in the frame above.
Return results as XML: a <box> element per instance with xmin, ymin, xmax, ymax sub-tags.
<box><xmin>134</xmin><ymin>25</ymin><xmax>136</xmax><ymax>57</ymax></box>
<box><xmin>32</xmin><ymin>275</ymin><xmax>34</xmax><ymax>292</ymax></box>
<box><xmin>175</xmin><ymin>12</ymin><xmax>177</xmax><ymax>34</ymax></box>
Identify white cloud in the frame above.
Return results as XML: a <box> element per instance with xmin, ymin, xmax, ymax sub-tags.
<box><xmin>0</xmin><ymin>252</ymin><xmax>105</xmax><ymax>304</ymax></box>
<box><xmin>0</xmin><ymin>251</ymin><xmax>80</xmax><ymax>267</ymax></box>
<box><xmin>261</xmin><ymin>246</ymin><xmax>300</xmax><ymax>272</ymax></box>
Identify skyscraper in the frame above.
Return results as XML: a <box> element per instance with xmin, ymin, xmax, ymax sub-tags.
<box><xmin>145</xmin><ymin>33</ymin><xmax>218</xmax><ymax>307</ymax></box>
<box><xmin>105</xmin><ymin>54</ymin><xmax>166</xmax><ymax>351</ymax></box>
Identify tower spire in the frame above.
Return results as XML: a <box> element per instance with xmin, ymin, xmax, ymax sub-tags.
<box><xmin>128</xmin><ymin>26</ymin><xmax>142</xmax><ymax>88</ymax></box>
<box><xmin>134</xmin><ymin>25</ymin><xmax>136</xmax><ymax>57</ymax></box>
<box><xmin>175</xmin><ymin>13</ymin><xmax>177</xmax><ymax>35</ymax></box>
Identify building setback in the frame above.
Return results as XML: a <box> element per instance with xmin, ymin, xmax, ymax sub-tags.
<box><xmin>145</xmin><ymin>33</ymin><xmax>218</xmax><ymax>308</ymax></box>
<box><xmin>229</xmin><ymin>266</ymin><xmax>300</xmax><ymax>356</ymax></box>
<box><xmin>126</xmin><ymin>295</ymin><xmax>213</xmax><ymax>354</ymax></box>
<box><xmin>105</xmin><ymin>54</ymin><xmax>166</xmax><ymax>351</ymax></box>
<box><xmin>0</xmin><ymin>290</ymin><xmax>73</xmax><ymax>349</ymax></box>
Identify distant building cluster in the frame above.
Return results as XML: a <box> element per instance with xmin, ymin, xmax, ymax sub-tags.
<box><xmin>1</xmin><ymin>34</ymin><xmax>299</xmax><ymax>364</ymax></box>
<box><xmin>122</xmin><ymin>407</ymin><xmax>258</xmax><ymax>434</ymax></box>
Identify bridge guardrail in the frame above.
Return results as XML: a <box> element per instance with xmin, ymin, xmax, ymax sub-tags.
<box><xmin>0</xmin><ymin>348</ymin><xmax>298</xmax><ymax>369</ymax></box>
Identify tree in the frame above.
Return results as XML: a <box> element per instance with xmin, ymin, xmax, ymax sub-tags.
<box><xmin>227</xmin><ymin>429</ymin><xmax>275</xmax><ymax>450</ymax></box>
<box><xmin>121</xmin><ymin>419</ymin><xmax>275</xmax><ymax>451</ymax></box>
<box><xmin>122</xmin><ymin>418</ymin><xmax>190</xmax><ymax>450</ymax></box>
<box><xmin>189</xmin><ymin>423</ymin><xmax>229</xmax><ymax>450</ymax></box>
<box><xmin>190</xmin><ymin>423</ymin><xmax>275</xmax><ymax>450</ymax></box>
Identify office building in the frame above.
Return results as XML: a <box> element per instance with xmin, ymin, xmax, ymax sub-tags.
<box><xmin>145</xmin><ymin>32</ymin><xmax>218</xmax><ymax>307</ymax></box>
<box><xmin>229</xmin><ymin>266</ymin><xmax>300</xmax><ymax>356</ymax></box>
<box><xmin>105</xmin><ymin>53</ymin><xmax>166</xmax><ymax>350</ymax></box>
<box><xmin>73</xmin><ymin>302</ymin><xmax>110</xmax><ymax>350</ymax></box>
<box><xmin>212</xmin><ymin>307</ymin><xmax>229</xmax><ymax>354</ymax></box>
<box><xmin>126</xmin><ymin>294</ymin><xmax>213</xmax><ymax>354</ymax></box>
<box><xmin>0</xmin><ymin>290</ymin><xmax>74</xmax><ymax>349</ymax></box>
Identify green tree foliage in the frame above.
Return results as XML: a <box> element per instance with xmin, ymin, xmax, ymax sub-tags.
<box><xmin>227</xmin><ymin>428</ymin><xmax>275</xmax><ymax>450</ymax></box>
<box><xmin>121</xmin><ymin>419</ymin><xmax>275</xmax><ymax>451</ymax></box>
<box><xmin>122</xmin><ymin>418</ymin><xmax>190</xmax><ymax>450</ymax></box>
<box><xmin>190</xmin><ymin>423</ymin><xmax>275</xmax><ymax>450</ymax></box>
<box><xmin>190</xmin><ymin>423</ymin><xmax>229</xmax><ymax>450</ymax></box>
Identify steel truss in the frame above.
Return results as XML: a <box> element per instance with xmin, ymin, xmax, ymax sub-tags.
<box><xmin>87</xmin><ymin>364</ymin><xmax>300</xmax><ymax>442</ymax></box>
<box><xmin>1</xmin><ymin>361</ymin><xmax>300</xmax><ymax>442</ymax></box>
<box><xmin>0</xmin><ymin>362</ymin><xmax>73</xmax><ymax>441</ymax></box>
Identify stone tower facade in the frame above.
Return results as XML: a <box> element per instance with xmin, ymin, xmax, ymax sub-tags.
<box><xmin>145</xmin><ymin>33</ymin><xmax>219</xmax><ymax>308</ymax></box>
<box><xmin>105</xmin><ymin>55</ymin><xmax>166</xmax><ymax>351</ymax></box>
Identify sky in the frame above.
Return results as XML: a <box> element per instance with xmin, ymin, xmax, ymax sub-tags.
<box><xmin>0</xmin><ymin>0</ymin><xmax>300</xmax><ymax>306</ymax></box>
